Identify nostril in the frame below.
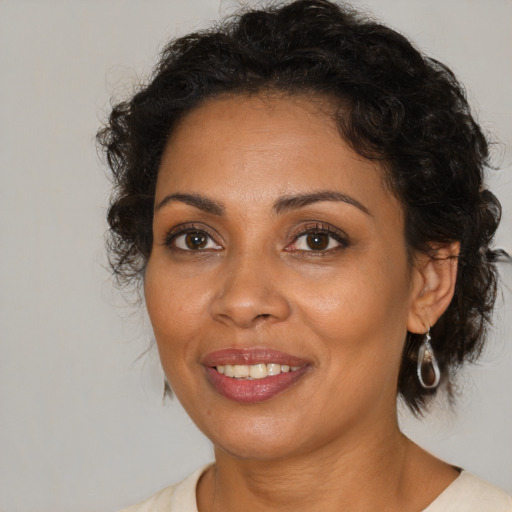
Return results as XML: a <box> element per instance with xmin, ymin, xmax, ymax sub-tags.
<box><xmin>211</xmin><ymin>284</ymin><xmax>292</xmax><ymax>327</ymax></box>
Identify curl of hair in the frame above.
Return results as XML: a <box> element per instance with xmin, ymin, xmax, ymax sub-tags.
<box><xmin>97</xmin><ymin>0</ymin><xmax>503</xmax><ymax>413</ymax></box>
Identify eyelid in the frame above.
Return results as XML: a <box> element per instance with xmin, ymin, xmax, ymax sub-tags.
<box><xmin>162</xmin><ymin>222</ymin><xmax>222</xmax><ymax>250</ymax></box>
<box><xmin>285</xmin><ymin>221</ymin><xmax>350</xmax><ymax>251</ymax></box>
<box><xmin>161</xmin><ymin>221</ymin><xmax>348</xmax><ymax>253</ymax></box>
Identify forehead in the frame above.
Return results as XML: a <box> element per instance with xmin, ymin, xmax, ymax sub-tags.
<box><xmin>157</xmin><ymin>93</ymin><xmax>398</xmax><ymax>216</ymax></box>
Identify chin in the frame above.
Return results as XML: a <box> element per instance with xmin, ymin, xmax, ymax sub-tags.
<box><xmin>216</xmin><ymin>435</ymin><xmax>304</xmax><ymax>462</ymax></box>
<box><xmin>204</xmin><ymin>410</ymin><xmax>327</xmax><ymax>463</ymax></box>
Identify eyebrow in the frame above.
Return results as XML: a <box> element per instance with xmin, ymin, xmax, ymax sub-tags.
<box><xmin>155</xmin><ymin>193</ymin><xmax>224</xmax><ymax>215</ymax></box>
<box><xmin>155</xmin><ymin>190</ymin><xmax>370</xmax><ymax>217</ymax></box>
<box><xmin>273</xmin><ymin>190</ymin><xmax>370</xmax><ymax>216</ymax></box>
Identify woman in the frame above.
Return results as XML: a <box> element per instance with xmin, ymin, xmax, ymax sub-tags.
<box><xmin>98</xmin><ymin>0</ymin><xmax>511</xmax><ymax>510</ymax></box>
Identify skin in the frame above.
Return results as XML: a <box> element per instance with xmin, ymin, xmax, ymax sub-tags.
<box><xmin>144</xmin><ymin>93</ymin><xmax>460</xmax><ymax>511</ymax></box>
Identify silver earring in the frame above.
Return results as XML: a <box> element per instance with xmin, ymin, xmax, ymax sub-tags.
<box><xmin>417</xmin><ymin>330</ymin><xmax>440</xmax><ymax>389</ymax></box>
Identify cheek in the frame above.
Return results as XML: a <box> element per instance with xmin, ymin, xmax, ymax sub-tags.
<box><xmin>293</xmin><ymin>254</ymin><xmax>411</xmax><ymax>363</ymax></box>
<box><xmin>144</xmin><ymin>271</ymin><xmax>209</xmax><ymax>409</ymax></box>
<box><xmin>144</xmin><ymin>259</ymin><xmax>210</xmax><ymax>367</ymax></box>
<box><xmin>293</xmin><ymin>270</ymin><xmax>410</xmax><ymax>415</ymax></box>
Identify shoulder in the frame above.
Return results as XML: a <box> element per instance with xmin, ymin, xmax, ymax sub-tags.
<box><xmin>119</xmin><ymin>465</ymin><xmax>210</xmax><ymax>512</ymax></box>
<box><xmin>119</xmin><ymin>485</ymin><xmax>177</xmax><ymax>512</ymax></box>
<box><xmin>424</xmin><ymin>471</ymin><xmax>512</xmax><ymax>512</ymax></box>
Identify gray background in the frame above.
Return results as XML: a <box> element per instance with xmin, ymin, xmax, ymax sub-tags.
<box><xmin>0</xmin><ymin>1</ymin><xmax>510</xmax><ymax>511</ymax></box>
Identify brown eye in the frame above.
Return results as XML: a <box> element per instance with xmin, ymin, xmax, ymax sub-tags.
<box><xmin>288</xmin><ymin>227</ymin><xmax>348</xmax><ymax>253</ymax></box>
<box><xmin>306</xmin><ymin>233</ymin><xmax>329</xmax><ymax>250</ymax></box>
<box><xmin>170</xmin><ymin>230</ymin><xmax>222</xmax><ymax>251</ymax></box>
<box><xmin>185</xmin><ymin>232</ymin><xmax>207</xmax><ymax>250</ymax></box>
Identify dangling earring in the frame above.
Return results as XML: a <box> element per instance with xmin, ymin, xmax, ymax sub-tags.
<box><xmin>162</xmin><ymin>378</ymin><xmax>173</xmax><ymax>404</ymax></box>
<box><xmin>417</xmin><ymin>329</ymin><xmax>441</xmax><ymax>389</ymax></box>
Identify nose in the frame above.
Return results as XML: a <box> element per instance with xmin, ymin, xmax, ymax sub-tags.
<box><xmin>210</xmin><ymin>253</ymin><xmax>291</xmax><ymax>329</ymax></box>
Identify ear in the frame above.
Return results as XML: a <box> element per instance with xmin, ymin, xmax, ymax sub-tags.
<box><xmin>407</xmin><ymin>242</ymin><xmax>460</xmax><ymax>334</ymax></box>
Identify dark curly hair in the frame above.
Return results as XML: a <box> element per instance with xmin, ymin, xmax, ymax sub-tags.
<box><xmin>97</xmin><ymin>0</ymin><xmax>503</xmax><ymax>413</ymax></box>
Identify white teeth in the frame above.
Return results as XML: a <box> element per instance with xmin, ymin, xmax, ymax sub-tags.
<box><xmin>249</xmin><ymin>363</ymin><xmax>267</xmax><ymax>379</ymax></box>
<box><xmin>233</xmin><ymin>365</ymin><xmax>250</xmax><ymax>378</ymax></box>
<box><xmin>215</xmin><ymin>363</ymin><xmax>302</xmax><ymax>379</ymax></box>
<box><xmin>267</xmin><ymin>363</ymin><xmax>281</xmax><ymax>376</ymax></box>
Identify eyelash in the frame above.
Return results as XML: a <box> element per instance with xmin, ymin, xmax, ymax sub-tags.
<box><xmin>162</xmin><ymin>222</ymin><xmax>349</xmax><ymax>254</ymax></box>
<box><xmin>163</xmin><ymin>223</ymin><xmax>221</xmax><ymax>252</ymax></box>
<box><xmin>285</xmin><ymin>222</ymin><xmax>349</xmax><ymax>255</ymax></box>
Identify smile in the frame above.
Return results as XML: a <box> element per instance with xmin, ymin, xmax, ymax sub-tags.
<box><xmin>216</xmin><ymin>363</ymin><xmax>302</xmax><ymax>379</ymax></box>
<box><xmin>203</xmin><ymin>348</ymin><xmax>311</xmax><ymax>403</ymax></box>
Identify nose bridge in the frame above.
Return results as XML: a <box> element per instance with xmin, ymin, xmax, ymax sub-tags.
<box><xmin>212</xmin><ymin>247</ymin><xmax>290</xmax><ymax>327</ymax></box>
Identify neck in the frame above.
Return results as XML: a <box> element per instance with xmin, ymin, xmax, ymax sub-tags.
<box><xmin>200</xmin><ymin>414</ymin><xmax>421</xmax><ymax>512</ymax></box>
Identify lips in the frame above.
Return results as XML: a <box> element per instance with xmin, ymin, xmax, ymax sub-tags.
<box><xmin>202</xmin><ymin>348</ymin><xmax>311</xmax><ymax>404</ymax></box>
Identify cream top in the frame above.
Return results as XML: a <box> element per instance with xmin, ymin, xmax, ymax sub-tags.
<box><xmin>121</xmin><ymin>465</ymin><xmax>512</xmax><ymax>512</ymax></box>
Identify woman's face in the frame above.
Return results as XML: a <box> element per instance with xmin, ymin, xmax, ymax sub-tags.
<box><xmin>145</xmin><ymin>94</ymin><xmax>423</xmax><ymax>461</ymax></box>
